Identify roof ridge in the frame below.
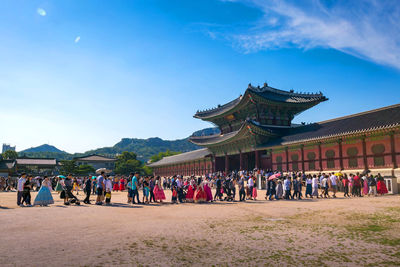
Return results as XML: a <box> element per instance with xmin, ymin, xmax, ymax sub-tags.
<box><xmin>317</xmin><ymin>103</ymin><xmax>400</xmax><ymax>125</ymax></box>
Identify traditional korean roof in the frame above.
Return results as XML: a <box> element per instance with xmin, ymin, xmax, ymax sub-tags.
<box><xmin>74</xmin><ymin>154</ymin><xmax>116</xmax><ymax>162</ymax></box>
<box><xmin>189</xmin><ymin>120</ymin><xmax>282</xmax><ymax>146</ymax></box>
<box><xmin>194</xmin><ymin>83</ymin><xmax>327</xmax><ymax>120</ymax></box>
<box><xmin>265</xmin><ymin>103</ymin><xmax>400</xmax><ymax>147</ymax></box>
<box><xmin>148</xmin><ymin>148</ymin><xmax>211</xmax><ymax>167</ymax></box>
<box><xmin>0</xmin><ymin>160</ymin><xmax>15</xmax><ymax>170</ymax></box>
<box><xmin>16</xmin><ymin>158</ymin><xmax>57</xmax><ymax>166</ymax></box>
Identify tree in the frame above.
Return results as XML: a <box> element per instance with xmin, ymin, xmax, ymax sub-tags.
<box><xmin>60</xmin><ymin>160</ymin><xmax>77</xmax><ymax>175</ymax></box>
<box><xmin>150</xmin><ymin>150</ymin><xmax>180</xmax><ymax>163</ymax></box>
<box><xmin>2</xmin><ymin>150</ymin><xmax>18</xmax><ymax>160</ymax></box>
<box><xmin>76</xmin><ymin>164</ymin><xmax>95</xmax><ymax>176</ymax></box>
<box><xmin>115</xmin><ymin>152</ymin><xmax>143</xmax><ymax>175</ymax></box>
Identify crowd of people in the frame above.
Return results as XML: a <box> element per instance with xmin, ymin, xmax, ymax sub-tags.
<box><xmin>8</xmin><ymin>168</ymin><xmax>390</xmax><ymax>208</ymax></box>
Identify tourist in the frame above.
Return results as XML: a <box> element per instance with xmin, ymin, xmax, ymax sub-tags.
<box><xmin>194</xmin><ymin>182</ymin><xmax>206</xmax><ymax>203</ymax></box>
<box><xmin>17</xmin><ymin>173</ymin><xmax>27</xmax><ymax>207</ymax></box>
<box><xmin>329</xmin><ymin>173</ymin><xmax>338</xmax><ymax>198</ymax></box>
<box><xmin>92</xmin><ymin>178</ymin><xmax>97</xmax><ymax>195</ymax></box>
<box><xmin>33</xmin><ymin>176</ymin><xmax>54</xmax><ymax>206</ymax></box>
<box><xmin>305</xmin><ymin>175</ymin><xmax>313</xmax><ymax>198</ymax></box>
<box><xmin>73</xmin><ymin>178</ymin><xmax>80</xmax><ymax>195</ymax></box>
<box><xmin>142</xmin><ymin>176</ymin><xmax>150</xmax><ymax>204</ymax></box>
<box><xmin>284</xmin><ymin>176</ymin><xmax>291</xmax><ymax>200</ymax></box>
<box><xmin>248</xmin><ymin>175</ymin><xmax>254</xmax><ymax>200</ymax></box>
<box><xmin>252</xmin><ymin>181</ymin><xmax>257</xmax><ymax>200</ymax></box>
<box><xmin>149</xmin><ymin>177</ymin><xmax>155</xmax><ymax>203</ymax></box>
<box><xmin>311</xmin><ymin>175</ymin><xmax>319</xmax><ymax>198</ymax></box>
<box><xmin>131</xmin><ymin>172</ymin><xmax>140</xmax><ymax>204</ymax></box>
<box><xmin>214</xmin><ymin>175</ymin><xmax>222</xmax><ymax>201</ymax></box>
<box><xmin>376</xmin><ymin>174</ymin><xmax>388</xmax><ymax>195</ymax></box>
<box><xmin>113</xmin><ymin>177</ymin><xmax>119</xmax><ymax>192</ymax></box>
<box><xmin>342</xmin><ymin>174</ymin><xmax>350</xmax><ymax>198</ymax></box>
<box><xmin>238</xmin><ymin>176</ymin><xmax>246</xmax><ymax>201</ymax></box>
<box><xmin>119</xmin><ymin>176</ymin><xmax>126</xmax><ymax>191</ymax></box>
<box><xmin>186</xmin><ymin>179</ymin><xmax>195</xmax><ymax>202</ymax></box>
<box><xmin>96</xmin><ymin>171</ymin><xmax>105</xmax><ymax>205</ymax></box>
<box><xmin>368</xmin><ymin>175</ymin><xmax>377</xmax><ymax>196</ymax></box>
<box><xmin>353</xmin><ymin>173</ymin><xmax>362</xmax><ymax>197</ymax></box>
<box><xmin>267</xmin><ymin>178</ymin><xmax>276</xmax><ymax>200</ymax></box>
<box><xmin>22</xmin><ymin>175</ymin><xmax>33</xmax><ymax>207</ymax></box>
<box><xmin>171</xmin><ymin>185</ymin><xmax>178</xmax><ymax>204</ymax></box>
<box><xmin>105</xmin><ymin>176</ymin><xmax>112</xmax><ymax>205</ymax></box>
<box><xmin>153</xmin><ymin>176</ymin><xmax>166</xmax><ymax>203</ymax></box>
<box><xmin>276</xmin><ymin>179</ymin><xmax>283</xmax><ymax>199</ymax></box>
<box><xmin>83</xmin><ymin>176</ymin><xmax>92</xmax><ymax>204</ymax></box>
<box><xmin>204</xmin><ymin>178</ymin><xmax>213</xmax><ymax>202</ymax></box>
<box><xmin>321</xmin><ymin>175</ymin><xmax>329</xmax><ymax>198</ymax></box>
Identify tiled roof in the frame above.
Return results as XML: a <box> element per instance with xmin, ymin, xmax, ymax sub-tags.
<box><xmin>194</xmin><ymin>84</ymin><xmax>326</xmax><ymax>119</ymax></box>
<box><xmin>74</xmin><ymin>155</ymin><xmax>116</xmax><ymax>162</ymax></box>
<box><xmin>266</xmin><ymin>103</ymin><xmax>400</xmax><ymax>146</ymax></box>
<box><xmin>0</xmin><ymin>160</ymin><xmax>15</xmax><ymax>170</ymax></box>
<box><xmin>16</xmin><ymin>158</ymin><xmax>57</xmax><ymax>166</ymax></box>
<box><xmin>148</xmin><ymin>148</ymin><xmax>211</xmax><ymax>167</ymax></box>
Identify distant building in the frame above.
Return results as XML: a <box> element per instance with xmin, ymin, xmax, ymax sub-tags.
<box><xmin>74</xmin><ymin>154</ymin><xmax>116</xmax><ymax>171</ymax></box>
<box><xmin>16</xmin><ymin>157</ymin><xmax>58</xmax><ymax>176</ymax></box>
<box><xmin>2</xmin><ymin>144</ymin><xmax>16</xmax><ymax>153</ymax></box>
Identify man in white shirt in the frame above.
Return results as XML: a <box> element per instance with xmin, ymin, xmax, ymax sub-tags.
<box><xmin>105</xmin><ymin>176</ymin><xmax>113</xmax><ymax>205</ymax></box>
<box><xmin>330</xmin><ymin>173</ymin><xmax>338</xmax><ymax>198</ymax></box>
<box><xmin>17</xmin><ymin>173</ymin><xmax>27</xmax><ymax>207</ymax></box>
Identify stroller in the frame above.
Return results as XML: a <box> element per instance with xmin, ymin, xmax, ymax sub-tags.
<box><xmin>223</xmin><ymin>178</ymin><xmax>234</xmax><ymax>202</ymax></box>
<box><xmin>60</xmin><ymin>186</ymin><xmax>81</xmax><ymax>205</ymax></box>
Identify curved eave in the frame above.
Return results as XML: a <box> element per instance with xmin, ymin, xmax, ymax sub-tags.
<box><xmin>189</xmin><ymin>120</ymin><xmax>279</xmax><ymax>147</ymax></box>
<box><xmin>194</xmin><ymin>87</ymin><xmax>327</xmax><ymax>121</ymax></box>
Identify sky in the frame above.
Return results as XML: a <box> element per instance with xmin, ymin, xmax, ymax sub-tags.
<box><xmin>0</xmin><ymin>0</ymin><xmax>399</xmax><ymax>153</ymax></box>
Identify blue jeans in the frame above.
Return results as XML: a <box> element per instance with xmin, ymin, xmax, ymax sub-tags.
<box><xmin>132</xmin><ymin>189</ymin><xmax>140</xmax><ymax>203</ymax></box>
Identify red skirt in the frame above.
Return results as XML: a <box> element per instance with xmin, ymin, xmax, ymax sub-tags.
<box><xmin>194</xmin><ymin>188</ymin><xmax>207</xmax><ymax>203</ymax></box>
<box><xmin>252</xmin><ymin>187</ymin><xmax>257</xmax><ymax>198</ymax></box>
<box><xmin>186</xmin><ymin>185</ymin><xmax>195</xmax><ymax>200</ymax></box>
<box><xmin>113</xmin><ymin>183</ymin><xmax>119</xmax><ymax>191</ymax></box>
<box><xmin>119</xmin><ymin>182</ymin><xmax>125</xmax><ymax>191</ymax></box>
<box><xmin>377</xmin><ymin>180</ymin><xmax>388</xmax><ymax>194</ymax></box>
<box><xmin>153</xmin><ymin>186</ymin><xmax>166</xmax><ymax>200</ymax></box>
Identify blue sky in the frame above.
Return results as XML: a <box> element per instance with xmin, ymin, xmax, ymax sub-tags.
<box><xmin>0</xmin><ymin>0</ymin><xmax>399</xmax><ymax>153</ymax></box>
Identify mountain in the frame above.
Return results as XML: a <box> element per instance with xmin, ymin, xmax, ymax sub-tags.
<box><xmin>16</xmin><ymin>136</ymin><xmax>201</xmax><ymax>162</ymax></box>
<box><xmin>20</xmin><ymin>144</ymin><xmax>68</xmax><ymax>154</ymax></box>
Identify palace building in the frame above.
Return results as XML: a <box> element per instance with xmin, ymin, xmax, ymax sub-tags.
<box><xmin>148</xmin><ymin>83</ymin><xmax>400</xmax><ymax>192</ymax></box>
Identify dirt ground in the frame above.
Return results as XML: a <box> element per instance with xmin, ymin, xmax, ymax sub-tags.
<box><xmin>1</xmin><ymin>189</ymin><xmax>400</xmax><ymax>267</ymax></box>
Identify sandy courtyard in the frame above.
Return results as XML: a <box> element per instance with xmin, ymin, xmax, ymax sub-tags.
<box><xmin>1</xmin><ymin>189</ymin><xmax>400</xmax><ymax>267</ymax></box>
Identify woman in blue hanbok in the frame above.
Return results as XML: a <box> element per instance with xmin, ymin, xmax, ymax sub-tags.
<box><xmin>34</xmin><ymin>177</ymin><xmax>54</xmax><ymax>206</ymax></box>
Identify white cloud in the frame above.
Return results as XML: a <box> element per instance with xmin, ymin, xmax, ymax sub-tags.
<box><xmin>74</xmin><ymin>36</ymin><xmax>81</xmax><ymax>43</ymax></box>
<box><xmin>37</xmin><ymin>8</ymin><xmax>46</xmax><ymax>16</ymax></box>
<box><xmin>224</xmin><ymin>0</ymin><xmax>400</xmax><ymax>70</ymax></box>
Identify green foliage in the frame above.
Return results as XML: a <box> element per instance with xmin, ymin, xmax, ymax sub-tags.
<box><xmin>60</xmin><ymin>160</ymin><xmax>77</xmax><ymax>175</ymax></box>
<box><xmin>2</xmin><ymin>150</ymin><xmax>18</xmax><ymax>160</ymax></box>
<box><xmin>115</xmin><ymin>152</ymin><xmax>143</xmax><ymax>175</ymax></box>
<box><xmin>76</xmin><ymin>164</ymin><xmax>96</xmax><ymax>175</ymax></box>
<box><xmin>150</xmin><ymin>150</ymin><xmax>181</xmax><ymax>163</ymax></box>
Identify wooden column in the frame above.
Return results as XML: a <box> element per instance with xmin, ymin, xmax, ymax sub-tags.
<box><xmin>255</xmin><ymin>150</ymin><xmax>260</xmax><ymax>169</ymax></box>
<box><xmin>225</xmin><ymin>153</ymin><xmax>229</xmax><ymax>174</ymax></box>
<box><xmin>301</xmin><ymin>145</ymin><xmax>305</xmax><ymax>172</ymax></box>
<box><xmin>390</xmin><ymin>132</ymin><xmax>397</xmax><ymax>168</ymax></box>
<box><xmin>239</xmin><ymin>150</ymin><xmax>243</xmax><ymax>170</ymax></box>
<box><xmin>318</xmin><ymin>142</ymin><xmax>323</xmax><ymax>171</ymax></box>
<box><xmin>362</xmin><ymin>136</ymin><xmax>368</xmax><ymax>169</ymax></box>
<box><xmin>212</xmin><ymin>154</ymin><xmax>216</xmax><ymax>173</ymax></box>
<box><xmin>285</xmin><ymin>147</ymin><xmax>289</xmax><ymax>171</ymax></box>
<box><xmin>338</xmin><ymin>139</ymin><xmax>344</xmax><ymax>170</ymax></box>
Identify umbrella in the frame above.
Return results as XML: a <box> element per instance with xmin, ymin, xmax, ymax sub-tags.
<box><xmin>361</xmin><ymin>169</ymin><xmax>371</xmax><ymax>176</ymax></box>
<box><xmin>57</xmin><ymin>175</ymin><xmax>66</xmax><ymax>179</ymax></box>
<box><xmin>92</xmin><ymin>176</ymin><xmax>97</xmax><ymax>179</ymax></box>
<box><xmin>334</xmin><ymin>172</ymin><xmax>343</xmax><ymax>177</ymax></box>
<box><xmin>268</xmin><ymin>173</ymin><xmax>281</xmax><ymax>180</ymax></box>
<box><xmin>96</xmin><ymin>168</ymin><xmax>111</xmax><ymax>174</ymax></box>
<box><xmin>34</xmin><ymin>176</ymin><xmax>41</xmax><ymax>179</ymax></box>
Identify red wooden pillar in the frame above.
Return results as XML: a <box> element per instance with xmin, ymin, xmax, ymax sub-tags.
<box><xmin>285</xmin><ymin>147</ymin><xmax>289</xmax><ymax>171</ymax></box>
<box><xmin>255</xmin><ymin>150</ymin><xmax>260</xmax><ymax>169</ymax></box>
<box><xmin>239</xmin><ymin>150</ymin><xmax>243</xmax><ymax>170</ymax></box>
<box><xmin>362</xmin><ymin>136</ymin><xmax>368</xmax><ymax>169</ymax></box>
<box><xmin>338</xmin><ymin>139</ymin><xmax>344</xmax><ymax>170</ymax></box>
<box><xmin>390</xmin><ymin>132</ymin><xmax>397</xmax><ymax>168</ymax></box>
<box><xmin>318</xmin><ymin>143</ymin><xmax>323</xmax><ymax>171</ymax></box>
<box><xmin>301</xmin><ymin>145</ymin><xmax>305</xmax><ymax>172</ymax></box>
<box><xmin>225</xmin><ymin>153</ymin><xmax>229</xmax><ymax>174</ymax></box>
<box><xmin>212</xmin><ymin>154</ymin><xmax>216</xmax><ymax>173</ymax></box>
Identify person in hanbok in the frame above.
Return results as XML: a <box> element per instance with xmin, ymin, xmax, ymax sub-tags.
<box><xmin>275</xmin><ymin>180</ymin><xmax>283</xmax><ymax>199</ymax></box>
<box><xmin>362</xmin><ymin>176</ymin><xmax>369</xmax><ymax>196</ymax></box>
<box><xmin>203</xmin><ymin>179</ymin><xmax>213</xmax><ymax>202</ymax></box>
<box><xmin>185</xmin><ymin>179</ymin><xmax>195</xmax><ymax>202</ymax></box>
<box><xmin>194</xmin><ymin>182</ymin><xmax>207</xmax><ymax>203</ymax></box>
<box><xmin>252</xmin><ymin>182</ymin><xmax>257</xmax><ymax>200</ymax></box>
<box><xmin>55</xmin><ymin>178</ymin><xmax>63</xmax><ymax>192</ymax></box>
<box><xmin>119</xmin><ymin>177</ymin><xmax>126</xmax><ymax>191</ymax></box>
<box><xmin>312</xmin><ymin>175</ymin><xmax>319</xmax><ymax>198</ymax></box>
<box><xmin>153</xmin><ymin>177</ymin><xmax>166</xmax><ymax>203</ymax></box>
<box><xmin>73</xmin><ymin>179</ymin><xmax>80</xmax><ymax>195</ymax></box>
<box><xmin>34</xmin><ymin>177</ymin><xmax>54</xmax><ymax>206</ymax></box>
<box><xmin>376</xmin><ymin>174</ymin><xmax>388</xmax><ymax>195</ymax></box>
<box><xmin>113</xmin><ymin>177</ymin><xmax>119</xmax><ymax>191</ymax></box>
